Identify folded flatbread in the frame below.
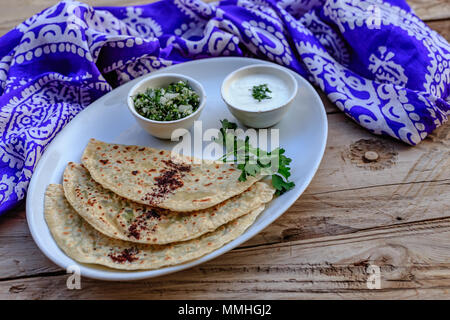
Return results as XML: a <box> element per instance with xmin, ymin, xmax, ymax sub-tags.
<box><xmin>63</xmin><ymin>162</ymin><xmax>274</xmax><ymax>244</ymax></box>
<box><xmin>45</xmin><ymin>184</ymin><xmax>263</xmax><ymax>270</ymax></box>
<box><xmin>81</xmin><ymin>139</ymin><xmax>260</xmax><ymax>211</ymax></box>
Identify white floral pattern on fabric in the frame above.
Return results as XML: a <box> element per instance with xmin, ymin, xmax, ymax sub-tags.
<box><xmin>368</xmin><ymin>47</ymin><xmax>408</xmax><ymax>86</ymax></box>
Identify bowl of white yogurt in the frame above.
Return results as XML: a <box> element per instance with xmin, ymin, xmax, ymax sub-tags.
<box><xmin>221</xmin><ymin>64</ymin><xmax>298</xmax><ymax>128</ymax></box>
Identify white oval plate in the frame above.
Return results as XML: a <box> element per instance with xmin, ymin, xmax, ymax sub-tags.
<box><xmin>26</xmin><ymin>57</ymin><xmax>327</xmax><ymax>281</ymax></box>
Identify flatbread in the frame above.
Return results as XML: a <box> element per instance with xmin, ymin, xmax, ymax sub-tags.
<box><xmin>81</xmin><ymin>139</ymin><xmax>261</xmax><ymax>211</ymax></box>
<box><xmin>63</xmin><ymin>162</ymin><xmax>274</xmax><ymax>244</ymax></box>
<box><xmin>45</xmin><ymin>184</ymin><xmax>263</xmax><ymax>270</ymax></box>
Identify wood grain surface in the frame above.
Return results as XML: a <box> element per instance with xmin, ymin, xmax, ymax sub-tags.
<box><xmin>0</xmin><ymin>0</ymin><xmax>449</xmax><ymax>300</ymax></box>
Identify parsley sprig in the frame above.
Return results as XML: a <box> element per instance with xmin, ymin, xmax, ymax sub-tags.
<box><xmin>251</xmin><ymin>84</ymin><xmax>272</xmax><ymax>102</ymax></box>
<box><xmin>217</xmin><ymin>119</ymin><xmax>295</xmax><ymax>195</ymax></box>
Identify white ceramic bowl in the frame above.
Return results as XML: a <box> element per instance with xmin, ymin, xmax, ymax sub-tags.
<box><xmin>127</xmin><ymin>73</ymin><xmax>206</xmax><ymax>139</ymax></box>
<box><xmin>221</xmin><ymin>64</ymin><xmax>298</xmax><ymax>128</ymax></box>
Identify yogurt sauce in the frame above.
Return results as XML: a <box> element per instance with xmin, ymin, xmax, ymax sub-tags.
<box><xmin>224</xmin><ymin>73</ymin><xmax>292</xmax><ymax>112</ymax></box>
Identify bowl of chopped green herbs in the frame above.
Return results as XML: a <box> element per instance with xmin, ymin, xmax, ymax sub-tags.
<box><xmin>128</xmin><ymin>73</ymin><xmax>206</xmax><ymax>139</ymax></box>
<box><xmin>221</xmin><ymin>64</ymin><xmax>297</xmax><ymax>128</ymax></box>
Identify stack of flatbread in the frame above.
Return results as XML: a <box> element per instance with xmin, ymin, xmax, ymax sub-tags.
<box><xmin>45</xmin><ymin>139</ymin><xmax>275</xmax><ymax>270</ymax></box>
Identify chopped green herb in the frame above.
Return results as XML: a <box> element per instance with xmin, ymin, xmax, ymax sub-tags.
<box><xmin>271</xmin><ymin>174</ymin><xmax>295</xmax><ymax>195</ymax></box>
<box><xmin>251</xmin><ymin>84</ymin><xmax>272</xmax><ymax>102</ymax></box>
<box><xmin>133</xmin><ymin>81</ymin><xmax>200</xmax><ymax>121</ymax></box>
<box><xmin>216</xmin><ymin>119</ymin><xmax>295</xmax><ymax>195</ymax></box>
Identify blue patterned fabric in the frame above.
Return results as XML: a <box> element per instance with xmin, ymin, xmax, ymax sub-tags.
<box><xmin>0</xmin><ymin>0</ymin><xmax>449</xmax><ymax>214</ymax></box>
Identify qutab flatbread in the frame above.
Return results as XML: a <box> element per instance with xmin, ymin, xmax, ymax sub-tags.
<box><xmin>45</xmin><ymin>184</ymin><xmax>264</xmax><ymax>270</ymax></box>
<box><xmin>81</xmin><ymin>139</ymin><xmax>261</xmax><ymax>211</ymax></box>
<box><xmin>63</xmin><ymin>162</ymin><xmax>274</xmax><ymax>244</ymax></box>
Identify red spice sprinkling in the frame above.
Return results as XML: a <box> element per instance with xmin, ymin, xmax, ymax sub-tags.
<box><xmin>138</xmin><ymin>148</ymin><xmax>145</xmax><ymax>151</ymax></box>
<box><xmin>86</xmin><ymin>198</ymin><xmax>97</xmax><ymax>207</ymax></box>
<box><xmin>109</xmin><ymin>248</ymin><xmax>139</xmax><ymax>263</ymax></box>
<box><xmin>204</xmin><ymin>183</ymin><xmax>212</xmax><ymax>187</ymax></box>
<box><xmin>159</xmin><ymin>151</ymin><xmax>164</xmax><ymax>155</ymax></box>
<box><xmin>113</xmin><ymin>146</ymin><xmax>119</xmax><ymax>149</ymax></box>
<box><xmin>99</xmin><ymin>159</ymin><xmax>109</xmax><ymax>165</ymax></box>
<box><xmin>127</xmin><ymin>210</ymin><xmax>161</xmax><ymax>239</ymax></box>
<box><xmin>128</xmin><ymin>225</ymin><xmax>140</xmax><ymax>239</ymax></box>
<box><xmin>217</xmin><ymin>177</ymin><xmax>223</xmax><ymax>180</ymax></box>
<box><xmin>142</xmin><ymin>159</ymin><xmax>191</xmax><ymax>205</ymax></box>
<box><xmin>131</xmin><ymin>170</ymin><xmax>139</xmax><ymax>176</ymax></box>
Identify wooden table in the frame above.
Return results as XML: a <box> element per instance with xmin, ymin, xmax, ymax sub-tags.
<box><xmin>0</xmin><ymin>0</ymin><xmax>449</xmax><ymax>299</ymax></box>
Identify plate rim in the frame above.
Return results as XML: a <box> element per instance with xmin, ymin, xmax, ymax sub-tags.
<box><xmin>26</xmin><ymin>57</ymin><xmax>328</xmax><ymax>281</ymax></box>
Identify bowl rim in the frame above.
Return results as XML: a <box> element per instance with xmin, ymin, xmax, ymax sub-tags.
<box><xmin>127</xmin><ymin>73</ymin><xmax>206</xmax><ymax>124</ymax></box>
<box><xmin>220</xmin><ymin>63</ymin><xmax>298</xmax><ymax>114</ymax></box>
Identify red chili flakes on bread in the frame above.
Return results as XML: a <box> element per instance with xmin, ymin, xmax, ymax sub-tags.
<box><xmin>127</xmin><ymin>210</ymin><xmax>161</xmax><ymax>240</ymax></box>
<box><xmin>142</xmin><ymin>159</ymin><xmax>191</xmax><ymax>205</ymax></box>
<box><xmin>108</xmin><ymin>248</ymin><xmax>139</xmax><ymax>263</ymax></box>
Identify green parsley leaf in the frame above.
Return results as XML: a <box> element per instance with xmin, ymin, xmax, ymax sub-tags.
<box><xmin>217</xmin><ymin>119</ymin><xmax>295</xmax><ymax>195</ymax></box>
<box><xmin>272</xmin><ymin>174</ymin><xmax>295</xmax><ymax>196</ymax></box>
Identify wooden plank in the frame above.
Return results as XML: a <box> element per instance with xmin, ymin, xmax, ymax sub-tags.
<box><xmin>2</xmin><ymin>218</ymin><xmax>450</xmax><ymax>299</ymax></box>
<box><xmin>428</xmin><ymin>19</ymin><xmax>450</xmax><ymax>41</ymax></box>
<box><xmin>409</xmin><ymin>0</ymin><xmax>450</xmax><ymax>21</ymax></box>
<box><xmin>301</xmin><ymin>113</ymin><xmax>450</xmax><ymax>194</ymax></box>
<box><xmin>246</xmin><ymin>179</ymin><xmax>450</xmax><ymax>246</ymax></box>
<box><xmin>0</xmin><ymin>205</ymin><xmax>62</xmax><ymax>279</ymax></box>
<box><xmin>0</xmin><ymin>0</ymin><xmax>448</xmax><ymax>36</ymax></box>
